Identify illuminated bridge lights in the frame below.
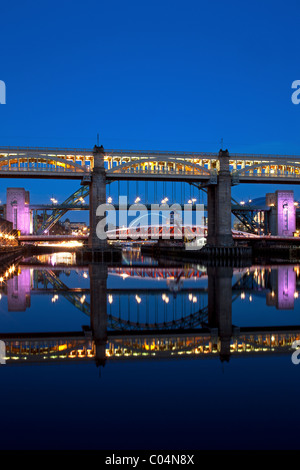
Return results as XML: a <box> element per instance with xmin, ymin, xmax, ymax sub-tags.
<box><xmin>3</xmin><ymin>339</ymin><xmax>96</xmax><ymax>361</ymax></box>
<box><xmin>1</xmin><ymin>330</ymin><xmax>300</xmax><ymax>364</ymax></box>
<box><xmin>229</xmin><ymin>333</ymin><xmax>300</xmax><ymax>353</ymax></box>
<box><xmin>111</xmin><ymin>267</ymin><xmax>205</xmax><ymax>280</ymax></box>
<box><xmin>0</xmin><ymin>264</ymin><xmax>19</xmax><ymax>284</ymax></box>
<box><xmin>1</xmin><ymin>147</ymin><xmax>300</xmax><ymax>183</ymax></box>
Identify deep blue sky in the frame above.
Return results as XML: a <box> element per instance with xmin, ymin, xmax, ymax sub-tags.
<box><xmin>1</xmin><ymin>0</ymin><xmax>300</xmax><ymax>219</ymax></box>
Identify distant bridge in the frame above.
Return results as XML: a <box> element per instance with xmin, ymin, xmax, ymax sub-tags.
<box><xmin>18</xmin><ymin>234</ymin><xmax>87</xmax><ymax>243</ymax></box>
<box><xmin>18</xmin><ymin>228</ymin><xmax>300</xmax><ymax>244</ymax></box>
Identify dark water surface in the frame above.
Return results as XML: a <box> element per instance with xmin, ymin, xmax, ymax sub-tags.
<box><xmin>0</xmin><ymin>250</ymin><xmax>299</xmax><ymax>450</ymax></box>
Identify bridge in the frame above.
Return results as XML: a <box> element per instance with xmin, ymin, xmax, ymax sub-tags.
<box><xmin>1</xmin><ymin>145</ymin><xmax>299</xmax><ymax>252</ymax></box>
<box><xmin>1</xmin><ymin>327</ymin><xmax>300</xmax><ymax>366</ymax></box>
<box><xmin>0</xmin><ymin>260</ymin><xmax>298</xmax><ymax>366</ymax></box>
<box><xmin>25</xmin><ymin>200</ymin><xmax>267</xmax><ymax>237</ymax></box>
<box><xmin>1</xmin><ymin>146</ymin><xmax>300</xmax><ymax>183</ymax></box>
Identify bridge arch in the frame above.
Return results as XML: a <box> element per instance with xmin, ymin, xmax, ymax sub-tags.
<box><xmin>233</xmin><ymin>160</ymin><xmax>300</xmax><ymax>177</ymax></box>
<box><xmin>106</xmin><ymin>156</ymin><xmax>214</xmax><ymax>177</ymax></box>
<box><xmin>0</xmin><ymin>155</ymin><xmax>90</xmax><ymax>173</ymax></box>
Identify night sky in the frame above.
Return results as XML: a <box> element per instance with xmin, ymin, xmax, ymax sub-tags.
<box><xmin>1</xmin><ymin>0</ymin><xmax>300</xmax><ymax>220</ymax></box>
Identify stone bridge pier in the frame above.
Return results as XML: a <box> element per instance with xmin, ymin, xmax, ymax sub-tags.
<box><xmin>89</xmin><ymin>263</ymin><xmax>108</xmax><ymax>367</ymax></box>
<box><xmin>207</xmin><ymin>149</ymin><xmax>233</xmax><ymax>248</ymax></box>
<box><xmin>88</xmin><ymin>145</ymin><xmax>107</xmax><ymax>250</ymax></box>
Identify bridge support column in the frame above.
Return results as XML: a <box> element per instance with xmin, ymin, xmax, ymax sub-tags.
<box><xmin>207</xmin><ymin>185</ymin><xmax>217</xmax><ymax>246</ymax></box>
<box><xmin>89</xmin><ymin>263</ymin><xmax>108</xmax><ymax>367</ymax></box>
<box><xmin>88</xmin><ymin>145</ymin><xmax>107</xmax><ymax>250</ymax></box>
<box><xmin>208</xmin><ymin>266</ymin><xmax>233</xmax><ymax>362</ymax></box>
<box><xmin>207</xmin><ymin>150</ymin><xmax>233</xmax><ymax>247</ymax></box>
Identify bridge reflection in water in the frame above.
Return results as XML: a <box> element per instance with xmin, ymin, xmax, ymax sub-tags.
<box><xmin>0</xmin><ymin>257</ymin><xmax>299</xmax><ymax>367</ymax></box>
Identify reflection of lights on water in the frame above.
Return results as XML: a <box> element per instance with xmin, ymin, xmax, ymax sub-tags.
<box><xmin>241</xmin><ymin>292</ymin><xmax>245</xmax><ymax>300</ymax></box>
<box><xmin>108</xmin><ymin>294</ymin><xmax>113</xmax><ymax>304</ymax></box>
<box><xmin>83</xmin><ymin>272</ymin><xmax>88</xmax><ymax>279</ymax></box>
<box><xmin>51</xmin><ymin>295</ymin><xmax>59</xmax><ymax>303</ymax></box>
<box><xmin>294</xmin><ymin>292</ymin><xmax>299</xmax><ymax>299</ymax></box>
<box><xmin>80</xmin><ymin>295</ymin><xmax>86</xmax><ymax>304</ymax></box>
<box><xmin>0</xmin><ymin>265</ymin><xmax>17</xmax><ymax>283</ymax></box>
<box><xmin>162</xmin><ymin>293</ymin><xmax>169</xmax><ymax>303</ymax></box>
<box><xmin>0</xmin><ymin>233</ymin><xmax>15</xmax><ymax>240</ymax></box>
<box><xmin>39</xmin><ymin>241</ymin><xmax>83</xmax><ymax>248</ymax></box>
<box><xmin>249</xmin><ymin>295</ymin><xmax>252</xmax><ymax>302</ymax></box>
<box><xmin>192</xmin><ymin>296</ymin><xmax>197</xmax><ymax>303</ymax></box>
<box><xmin>50</xmin><ymin>252</ymin><xmax>75</xmax><ymax>266</ymax></box>
<box><xmin>188</xmin><ymin>293</ymin><xmax>193</xmax><ymax>301</ymax></box>
<box><xmin>135</xmin><ymin>295</ymin><xmax>141</xmax><ymax>304</ymax></box>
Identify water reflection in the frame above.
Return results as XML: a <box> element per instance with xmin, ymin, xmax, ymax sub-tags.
<box><xmin>0</xmin><ymin>252</ymin><xmax>299</xmax><ymax>367</ymax></box>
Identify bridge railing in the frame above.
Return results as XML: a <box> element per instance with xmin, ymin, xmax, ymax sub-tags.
<box><xmin>232</xmin><ymin>168</ymin><xmax>300</xmax><ymax>179</ymax></box>
<box><xmin>0</xmin><ymin>164</ymin><xmax>91</xmax><ymax>173</ymax></box>
<box><xmin>108</xmin><ymin>166</ymin><xmax>213</xmax><ymax>176</ymax></box>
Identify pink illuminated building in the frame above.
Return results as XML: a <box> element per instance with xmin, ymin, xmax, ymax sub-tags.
<box><xmin>5</xmin><ymin>188</ymin><xmax>31</xmax><ymax>234</ymax></box>
<box><xmin>6</xmin><ymin>269</ymin><xmax>31</xmax><ymax>312</ymax></box>
<box><xmin>267</xmin><ymin>266</ymin><xmax>296</xmax><ymax>310</ymax></box>
<box><xmin>266</xmin><ymin>190</ymin><xmax>296</xmax><ymax>237</ymax></box>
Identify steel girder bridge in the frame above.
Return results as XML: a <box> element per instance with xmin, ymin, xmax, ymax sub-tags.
<box><xmin>30</xmin><ymin>267</ymin><xmax>267</xmax><ymax>332</ymax></box>
<box><xmin>1</xmin><ymin>264</ymin><xmax>298</xmax><ymax>365</ymax></box>
<box><xmin>34</xmin><ymin>269</ymin><xmax>210</xmax><ymax>331</ymax></box>
<box><xmin>1</xmin><ymin>326</ymin><xmax>300</xmax><ymax>366</ymax></box>
<box><xmin>1</xmin><ymin>146</ymin><xmax>300</xmax><ymax>183</ymax></box>
<box><xmin>1</xmin><ymin>145</ymin><xmax>299</xmax><ymax>236</ymax></box>
<box><xmin>29</xmin><ymin>186</ymin><xmax>266</xmax><ymax>236</ymax></box>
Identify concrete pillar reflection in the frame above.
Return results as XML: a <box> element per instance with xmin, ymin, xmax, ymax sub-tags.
<box><xmin>208</xmin><ymin>266</ymin><xmax>233</xmax><ymax>362</ymax></box>
<box><xmin>89</xmin><ymin>263</ymin><xmax>108</xmax><ymax>367</ymax></box>
<box><xmin>207</xmin><ymin>150</ymin><xmax>233</xmax><ymax>247</ymax></box>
